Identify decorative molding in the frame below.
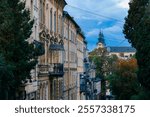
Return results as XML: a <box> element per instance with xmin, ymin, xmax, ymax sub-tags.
<box><xmin>39</xmin><ymin>30</ymin><xmax>46</xmax><ymax>39</ymax></box>
<box><xmin>39</xmin><ymin>28</ymin><xmax>64</xmax><ymax>51</ymax></box>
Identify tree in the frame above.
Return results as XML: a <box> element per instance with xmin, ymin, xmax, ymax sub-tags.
<box><xmin>89</xmin><ymin>47</ymin><xmax>118</xmax><ymax>99</ymax></box>
<box><xmin>108</xmin><ymin>59</ymin><xmax>140</xmax><ymax>100</ymax></box>
<box><xmin>0</xmin><ymin>0</ymin><xmax>38</xmax><ymax>99</ymax></box>
<box><xmin>123</xmin><ymin>0</ymin><xmax>150</xmax><ymax>92</ymax></box>
<box><xmin>89</xmin><ymin>48</ymin><xmax>107</xmax><ymax>99</ymax></box>
<box><xmin>89</xmin><ymin>48</ymin><xmax>108</xmax><ymax>77</ymax></box>
<box><xmin>0</xmin><ymin>54</ymin><xmax>15</xmax><ymax>99</ymax></box>
<box><xmin>97</xmin><ymin>30</ymin><xmax>105</xmax><ymax>46</ymax></box>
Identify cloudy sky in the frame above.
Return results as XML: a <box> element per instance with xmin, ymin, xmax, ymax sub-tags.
<box><xmin>64</xmin><ymin>0</ymin><xmax>131</xmax><ymax>51</ymax></box>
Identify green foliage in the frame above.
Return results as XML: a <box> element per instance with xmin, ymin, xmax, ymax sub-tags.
<box><xmin>89</xmin><ymin>47</ymin><xmax>118</xmax><ymax>99</ymax></box>
<box><xmin>108</xmin><ymin>59</ymin><xmax>140</xmax><ymax>100</ymax></box>
<box><xmin>0</xmin><ymin>54</ymin><xmax>15</xmax><ymax>99</ymax></box>
<box><xmin>131</xmin><ymin>88</ymin><xmax>150</xmax><ymax>100</ymax></box>
<box><xmin>0</xmin><ymin>0</ymin><xmax>37</xmax><ymax>99</ymax></box>
<box><xmin>89</xmin><ymin>48</ymin><xmax>118</xmax><ymax>77</ymax></box>
<box><xmin>123</xmin><ymin>0</ymin><xmax>150</xmax><ymax>90</ymax></box>
<box><xmin>89</xmin><ymin>48</ymin><xmax>107</xmax><ymax>77</ymax></box>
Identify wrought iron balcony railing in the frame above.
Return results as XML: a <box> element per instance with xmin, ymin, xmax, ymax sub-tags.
<box><xmin>38</xmin><ymin>63</ymin><xmax>64</xmax><ymax>77</ymax></box>
<box><xmin>48</xmin><ymin>63</ymin><xmax>64</xmax><ymax>77</ymax></box>
<box><xmin>38</xmin><ymin>65</ymin><xmax>49</xmax><ymax>77</ymax></box>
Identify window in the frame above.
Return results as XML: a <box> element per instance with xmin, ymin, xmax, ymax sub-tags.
<box><xmin>65</xmin><ymin>51</ymin><xmax>68</xmax><ymax>62</ymax></box>
<box><xmin>40</xmin><ymin>0</ymin><xmax>45</xmax><ymax>23</ymax></box>
<box><xmin>58</xmin><ymin>15</ymin><xmax>61</xmax><ymax>34</ymax></box>
<box><xmin>50</xmin><ymin>8</ymin><xmax>53</xmax><ymax>31</ymax></box>
<box><xmin>35</xmin><ymin>26</ymin><xmax>37</xmax><ymax>39</ymax></box>
<box><xmin>47</xmin><ymin>5</ymin><xmax>49</xmax><ymax>28</ymax></box>
<box><xmin>35</xmin><ymin>0</ymin><xmax>37</xmax><ymax>8</ymax></box>
<box><xmin>40</xmin><ymin>85</ymin><xmax>43</xmax><ymax>100</ymax></box>
<box><xmin>72</xmin><ymin>31</ymin><xmax>73</xmax><ymax>42</ymax></box>
<box><xmin>42</xmin><ymin>2</ymin><xmax>45</xmax><ymax>23</ymax></box>
<box><xmin>71</xmin><ymin>31</ymin><xmax>72</xmax><ymax>41</ymax></box>
<box><xmin>40</xmin><ymin>1</ymin><xmax>42</xmax><ymax>22</ymax></box>
<box><xmin>75</xmin><ymin>33</ymin><xmax>77</xmax><ymax>44</ymax></box>
<box><xmin>54</xmin><ymin>12</ymin><xmax>56</xmax><ymax>32</ymax></box>
<box><xmin>31</xmin><ymin>0</ymin><xmax>33</xmax><ymax>18</ymax></box>
<box><xmin>69</xmin><ymin>30</ymin><xmax>71</xmax><ymax>40</ymax></box>
<box><xmin>53</xmin><ymin>80</ymin><xmax>57</xmax><ymax>99</ymax></box>
<box><xmin>70</xmin><ymin>52</ymin><xmax>76</xmax><ymax>63</ymax></box>
<box><xmin>77</xmin><ymin>40</ymin><xmax>83</xmax><ymax>52</ymax></box>
<box><xmin>63</xmin><ymin>26</ymin><xmax>66</xmax><ymax>38</ymax></box>
<box><xmin>61</xmin><ymin>17</ymin><xmax>63</xmax><ymax>36</ymax></box>
<box><xmin>42</xmin><ymin>84</ymin><xmax>45</xmax><ymax>99</ymax></box>
<box><xmin>59</xmin><ymin>80</ymin><xmax>63</xmax><ymax>98</ymax></box>
<box><xmin>72</xmin><ymin>32</ymin><xmax>75</xmax><ymax>43</ymax></box>
<box><xmin>119</xmin><ymin>53</ymin><xmax>124</xmax><ymax>57</ymax></box>
<box><xmin>52</xmin><ymin>51</ymin><xmax>59</xmax><ymax>63</ymax></box>
<box><xmin>66</xmin><ymin>27</ymin><xmax>68</xmax><ymax>39</ymax></box>
<box><xmin>50</xmin><ymin>0</ymin><xmax>53</xmax><ymax>3</ymax></box>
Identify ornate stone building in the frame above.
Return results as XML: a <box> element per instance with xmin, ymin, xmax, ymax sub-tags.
<box><xmin>24</xmin><ymin>0</ymin><xmax>66</xmax><ymax>100</ymax></box>
<box><xmin>24</xmin><ymin>0</ymin><xmax>86</xmax><ymax>100</ymax></box>
<box><xmin>63</xmin><ymin>15</ymin><xmax>87</xmax><ymax>99</ymax></box>
<box><xmin>76</xmin><ymin>32</ymin><xmax>85</xmax><ymax>99</ymax></box>
<box><xmin>63</xmin><ymin>11</ymin><xmax>80</xmax><ymax>100</ymax></box>
<box><xmin>37</xmin><ymin>0</ymin><xmax>67</xmax><ymax>100</ymax></box>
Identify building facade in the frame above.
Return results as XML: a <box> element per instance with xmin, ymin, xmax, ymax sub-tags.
<box><xmin>107</xmin><ymin>47</ymin><xmax>136</xmax><ymax>59</ymax></box>
<box><xmin>63</xmin><ymin>12</ymin><xmax>86</xmax><ymax>100</ymax></box>
<box><xmin>76</xmin><ymin>33</ymin><xmax>85</xmax><ymax>99</ymax></box>
<box><xmin>24</xmin><ymin>0</ymin><xmax>67</xmax><ymax>100</ymax></box>
<box><xmin>23</xmin><ymin>0</ymin><xmax>86</xmax><ymax>100</ymax></box>
<box><xmin>63</xmin><ymin>12</ymin><xmax>78</xmax><ymax>100</ymax></box>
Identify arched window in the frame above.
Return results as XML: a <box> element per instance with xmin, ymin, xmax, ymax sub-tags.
<box><xmin>35</xmin><ymin>0</ymin><xmax>37</xmax><ymax>8</ymax></box>
<box><xmin>58</xmin><ymin>15</ymin><xmax>61</xmax><ymax>34</ymax></box>
<box><xmin>40</xmin><ymin>0</ymin><xmax>45</xmax><ymax>24</ymax></box>
<box><xmin>35</xmin><ymin>26</ymin><xmax>37</xmax><ymax>39</ymax></box>
<box><xmin>50</xmin><ymin>8</ymin><xmax>53</xmax><ymax>31</ymax></box>
<box><xmin>54</xmin><ymin>12</ymin><xmax>56</xmax><ymax>32</ymax></box>
<box><xmin>31</xmin><ymin>0</ymin><xmax>33</xmax><ymax>18</ymax></box>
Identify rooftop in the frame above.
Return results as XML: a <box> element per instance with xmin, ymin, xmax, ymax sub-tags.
<box><xmin>107</xmin><ymin>47</ymin><xmax>136</xmax><ymax>53</ymax></box>
<box><xmin>63</xmin><ymin>11</ymin><xmax>86</xmax><ymax>39</ymax></box>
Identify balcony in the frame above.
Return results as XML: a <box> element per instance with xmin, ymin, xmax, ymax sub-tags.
<box><xmin>49</xmin><ymin>44</ymin><xmax>64</xmax><ymax>51</ymax></box>
<box><xmin>48</xmin><ymin>63</ymin><xmax>64</xmax><ymax>77</ymax></box>
<box><xmin>38</xmin><ymin>64</ymin><xmax>64</xmax><ymax>77</ymax></box>
<box><xmin>38</xmin><ymin>65</ymin><xmax>49</xmax><ymax>77</ymax></box>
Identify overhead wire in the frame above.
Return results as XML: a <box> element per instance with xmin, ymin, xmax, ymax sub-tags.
<box><xmin>66</xmin><ymin>4</ymin><xmax>128</xmax><ymax>47</ymax></box>
<box><xmin>66</xmin><ymin>5</ymin><xmax>125</xmax><ymax>24</ymax></box>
